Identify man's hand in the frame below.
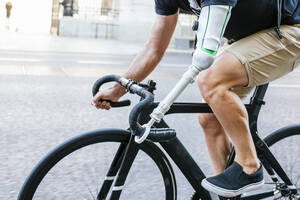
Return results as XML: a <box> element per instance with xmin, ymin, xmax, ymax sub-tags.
<box><xmin>92</xmin><ymin>84</ymin><xmax>126</xmax><ymax>110</ymax></box>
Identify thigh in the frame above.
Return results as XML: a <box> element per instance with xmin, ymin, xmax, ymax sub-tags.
<box><xmin>201</xmin><ymin>51</ymin><xmax>249</xmax><ymax>89</ymax></box>
<box><xmin>225</xmin><ymin>24</ymin><xmax>300</xmax><ymax>87</ymax></box>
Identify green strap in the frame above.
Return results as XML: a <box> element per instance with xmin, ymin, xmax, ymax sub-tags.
<box><xmin>201</xmin><ymin>47</ymin><xmax>217</xmax><ymax>56</ymax></box>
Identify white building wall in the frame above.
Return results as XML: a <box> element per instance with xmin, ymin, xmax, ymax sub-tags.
<box><xmin>57</xmin><ymin>0</ymin><xmax>195</xmax><ymax>48</ymax></box>
<box><xmin>116</xmin><ymin>0</ymin><xmax>156</xmax><ymax>43</ymax></box>
<box><xmin>116</xmin><ymin>0</ymin><xmax>195</xmax><ymax>46</ymax></box>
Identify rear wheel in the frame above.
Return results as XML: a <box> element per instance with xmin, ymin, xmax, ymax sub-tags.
<box><xmin>18</xmin><ymin>129</ymin><xmax>177</xmax><ymax>200</ymax></box>
<box><xmin>241</xmin><ymin>124</ymin><xmax>300</xmax><ymax>200</ymax></box>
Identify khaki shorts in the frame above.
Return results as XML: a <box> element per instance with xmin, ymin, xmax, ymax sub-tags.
<box><xmin>223</xmin><ymin>24</ymin><xmax>300</xmax><ymax>99</ymax></box>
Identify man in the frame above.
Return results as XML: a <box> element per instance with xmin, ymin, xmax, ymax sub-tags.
<box><xmin>5</xmin><ymin>1</ymin><xmax>12</xmax><ymax>18</ymax></box>
<box><xmin>5</xmin><ymin>1</ymin><xmax>13</xmax><ymax>30</ymax></box>
<box><xmin>92</xmin><ymin>0</ymin><xmax>300</xmax><ymax>197</ymax></box>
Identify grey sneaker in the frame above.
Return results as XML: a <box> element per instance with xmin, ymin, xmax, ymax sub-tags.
<box><xmin>202</xmin><ymin>162</ymin><xmax>264</xmax><ymax>198</ymax></box>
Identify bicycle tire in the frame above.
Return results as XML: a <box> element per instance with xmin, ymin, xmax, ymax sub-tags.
<box><xmin>18</xmin><ymin>128</ymin><xmax>177</xmax><ymax>200</ymax></box>
<box><xmin>263</xmin><ymin>124</ymin><xmax>300</xmax><ymax>146</ymax></box>
<box><xmin>241</xmin><ymin>124</ymin><xmax>300</xmax><ymax>200</ymax></box>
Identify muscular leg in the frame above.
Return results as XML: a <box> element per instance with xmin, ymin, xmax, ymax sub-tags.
<box><xmin>198</xmin><ymin>113</ymin><xmax>232</xmax><ymax>174</ymax></box>
<box><xmin>197</xmin><ymin>52</ymin><xmax>260</xmax><ymax>174</ymax></box>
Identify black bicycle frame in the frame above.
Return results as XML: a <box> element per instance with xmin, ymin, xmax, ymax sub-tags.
<box><xmin>101</xmin><ymin>83</ymin><xmax>298</xmax><ymax>200</ymax></box>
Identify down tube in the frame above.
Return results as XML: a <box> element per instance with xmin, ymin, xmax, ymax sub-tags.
<box><xmin>160</xmin><ymin>138</ymin><xmax>212</xmax><ymax>200</ymax></box>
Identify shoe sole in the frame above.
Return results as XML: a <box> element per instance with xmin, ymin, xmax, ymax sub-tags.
<box><xmin>201</xmin><ymin>179</ymin><xmax>265</xmax><ymax>198</ymax></box>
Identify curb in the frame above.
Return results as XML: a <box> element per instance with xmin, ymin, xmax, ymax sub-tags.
<box><xmin>0</xmin><ymin>47</ymin><xmax>194</xmax><ymax>57</ymax></box>
<box><xmin>0</xmin><ymin>32</ymin><xmax>194</xmax><ymax>56</ymax></box>
<box><xmin>166</xmin><ymin>48</ymin><xmax>193</xmax><ymax>56</ymax></box>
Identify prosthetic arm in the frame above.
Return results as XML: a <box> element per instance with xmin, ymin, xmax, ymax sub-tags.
<box><xmin>135</xmin><ymin>5</ymin><xmax>232</xmax><ymax>143</ymax></box>
<box><xmin>192</xmin><ymin>5</ymin><xmax>232</xmax><ymax>70</ymax></box>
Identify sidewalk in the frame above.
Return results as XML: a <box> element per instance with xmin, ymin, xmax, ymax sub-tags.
<box><xmin>0</xmin><ymin>31</ymin><xmax>193</xmax><ymax>56</ymax></box>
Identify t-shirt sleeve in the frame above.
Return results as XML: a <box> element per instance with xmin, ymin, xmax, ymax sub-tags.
<box><xmin>201</xmin><ymin>0</ymin><xmax>238</xmax><ymax>7</ymax></box>
<box><xmin>154</xmin><ymin>0</ymin><xmax>178</xmax><ymax>16</ymax></box>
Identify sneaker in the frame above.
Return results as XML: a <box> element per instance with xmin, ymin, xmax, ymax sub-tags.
<box><xmin>201</xmin><ymin>162</ymin><xmax>264</xmax><ymax>198</ymax></box>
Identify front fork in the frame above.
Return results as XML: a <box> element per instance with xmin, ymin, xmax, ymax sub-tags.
<box><xmin>97</xmin><ymin>143</ymin><xmax>126</xmax><ymax>199</ymax></box>
<box><xmin>97</xmin><ymin>135</ymin><xmax>139</xmax><ymax>200</ymax></box>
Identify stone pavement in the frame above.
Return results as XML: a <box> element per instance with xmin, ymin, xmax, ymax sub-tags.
<box><xmin>0</xmin><ymin>31</ymin><xmax>193</xmax><ymax>56</ymax></box>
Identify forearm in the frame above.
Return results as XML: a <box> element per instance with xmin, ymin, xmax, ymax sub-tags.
<box><xmin>122</xmin><ymin>47</ymin><xmax>162</xmax><ymax>82</ymax></box>
<box><xmin>111</xmin><ymin>46</ymin><xmax>163</xmax><ymax>95</ymax></box>
<box><xmin>113</xmin><ymin>14</ymin><xmax>178</xmax><ymax>94</ymax></box>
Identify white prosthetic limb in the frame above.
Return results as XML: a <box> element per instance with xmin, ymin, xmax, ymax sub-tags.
<box><xmin>135</xmin><ymin>5</ymin><xmax>232</xmax><ymax>143</ymax></box>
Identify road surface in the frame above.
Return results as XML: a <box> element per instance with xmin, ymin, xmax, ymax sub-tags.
<box><xmin>0</xmin><ymin>50</ymin><xmax>299</xmax><ymax>199</ymax></box>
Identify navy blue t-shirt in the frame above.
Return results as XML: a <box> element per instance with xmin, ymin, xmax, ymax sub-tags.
<box><xmin>154</xmin><ymin>0</ymin><xmax>277</xmax><ymax>41</ymax></box>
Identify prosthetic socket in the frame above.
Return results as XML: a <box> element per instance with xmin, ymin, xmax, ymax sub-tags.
<box><xmin>192</xmin><ymin>5</ymin><xmax>231</xmax><ymax>71</ymax></box>
<box><xmin>148</xmin><ymin>5</ymin><xmax>232</xmax><ymax>134</ymax></box>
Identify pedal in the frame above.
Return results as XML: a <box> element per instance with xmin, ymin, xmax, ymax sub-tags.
<box><xmin>147</xmin><ymin>128</ymin><xmax>176</xmax><ymax>142</ymax></box>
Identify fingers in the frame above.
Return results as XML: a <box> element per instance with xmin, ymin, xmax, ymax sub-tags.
<box><xmin>91</xmin><ymin>86</ymin><xmax>123</xmax><ymax>110</ymax></box>
<box><xmin>94</xmin><ymin>100</ymin><xmax>111</xmax><ymax>110</ymax></box>
<box><xmin>92</xmin><ymin>94</ymin><xmax>111</xmax><ymax>110</ymax></box>
<box><xmin>102</xmin><ymin>101</ymin><xmax>111</xmax><ymax>110</ymax></box>
<box><xmin>95</xmin><ymin>101</ymin><xmax>111</xmax><ymax>110</ymax></box>
<box><xmin>92</xmin><ymin>92</ymin><xmax>102</xmax><ymax>107</ymax></box>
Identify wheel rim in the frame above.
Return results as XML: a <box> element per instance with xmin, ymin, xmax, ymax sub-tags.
<box><xmin>30</xmin><ymin>141</ymin><xmax>167</xmax><ymax>200</ymax></box>
<box><xmin>18</xmin><ymin>130</ymin><xmax>175</xmax><ymax>200</ymax></box>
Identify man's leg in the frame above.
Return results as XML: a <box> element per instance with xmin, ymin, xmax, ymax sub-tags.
<box><xmin>198</xmin><ymin>24</ymin><xmax>299</xmax><ymax>197</ymax></box>
<box><xmin>198</xmin><ymin>52</ymin><xmax>260</xmax><ymax>173</ymax></box>
<box><xmin>197</xmin><ymin>52</ymin><xmax>264</xmax><ymax>198</ymax></box>
<box><xmin>198</xmin><ymin>113</ymin><xmax>232</xmax><ymax>174</ymax></box>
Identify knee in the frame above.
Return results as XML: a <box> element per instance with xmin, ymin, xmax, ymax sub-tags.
<box><xmin>197</xmin><ymin>70</ymin><xmax>226</xmax><ymax>104</ymax></box>
<box><xmin>197</xmin><ymin>113</ymin><xmax>222</xmax><ymax>133</ymax></box>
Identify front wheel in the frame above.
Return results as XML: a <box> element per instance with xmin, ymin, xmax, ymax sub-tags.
<box><xmin>18</xmin><ymin>129</ymin><xmax>177</xmax><ymax>200</ymax></box>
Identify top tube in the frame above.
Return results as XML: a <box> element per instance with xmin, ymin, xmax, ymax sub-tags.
<box><xmin>163</xmin><ymin>84</ymin><xmax>269</xmax><ymax>115</ymax></box>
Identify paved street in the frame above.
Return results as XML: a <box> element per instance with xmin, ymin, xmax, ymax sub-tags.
<box><xmin>0</xmin><ymin>50</ymin><xmax>300</xmax><ymax>199</ymax></box>
<box><xmin>0</xmin><ymin>49</ymin><xmax>191</xmax><ymax>78</ymax></box>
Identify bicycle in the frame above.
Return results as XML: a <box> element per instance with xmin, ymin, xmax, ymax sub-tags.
<box><xmin>18</xmin><ymin>74</ymin><xmax>300</xmax><ymax>200</ymax></box>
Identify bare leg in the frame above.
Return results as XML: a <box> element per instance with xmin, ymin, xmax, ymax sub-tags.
<box><xmin>198</xmin><ymin>113</ymin><xmax>232</xmax><ymax>174</ymax></box>
<box><xmin>197</xmin><ymin>52</ymin><xmax>259</xmax><ymax>174</ymax></box>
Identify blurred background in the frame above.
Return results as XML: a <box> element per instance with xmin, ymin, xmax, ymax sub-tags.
<box><xmin>0</xmin><ymin>0</ymin><xmax>196</xmax><ymax>47</ymax></box>
<box><xmin>0</xmin><ymin>0</ymin><xmax>299</xmax><ymax>200</ymax></box>
<box><xmin>0</xmin><ymin>0</ymin><xmax>52</xmax><ymax>34</ymax></box>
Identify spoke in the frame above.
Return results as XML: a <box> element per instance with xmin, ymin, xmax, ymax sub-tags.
<box><xmin>295</xmin><ymin>173</ymin><xmax>300</xmax><ymax>186</ymax></box>
<box><xmin>85</xmin><ymin>182</ymin><xmax>96</xmax><ymax>200</ymax></box>
<box><xmin>97</xmin><ymin>143</ymin><xmax>126</xmax><ymax>199</ymax></box>
<box><xmin>109</xmin><ymin>136</ymin><xmax>139</xmax><ymax>200</ymax></box>
<box><xmin>78</xmin><ymin>189</ymin><xmax>90</xmax><ymax>200</ymax></box>
<box><xmin>96</xmin><ymin>171</ymin><xmax>102</xmax><ymax>197</ymax></box>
